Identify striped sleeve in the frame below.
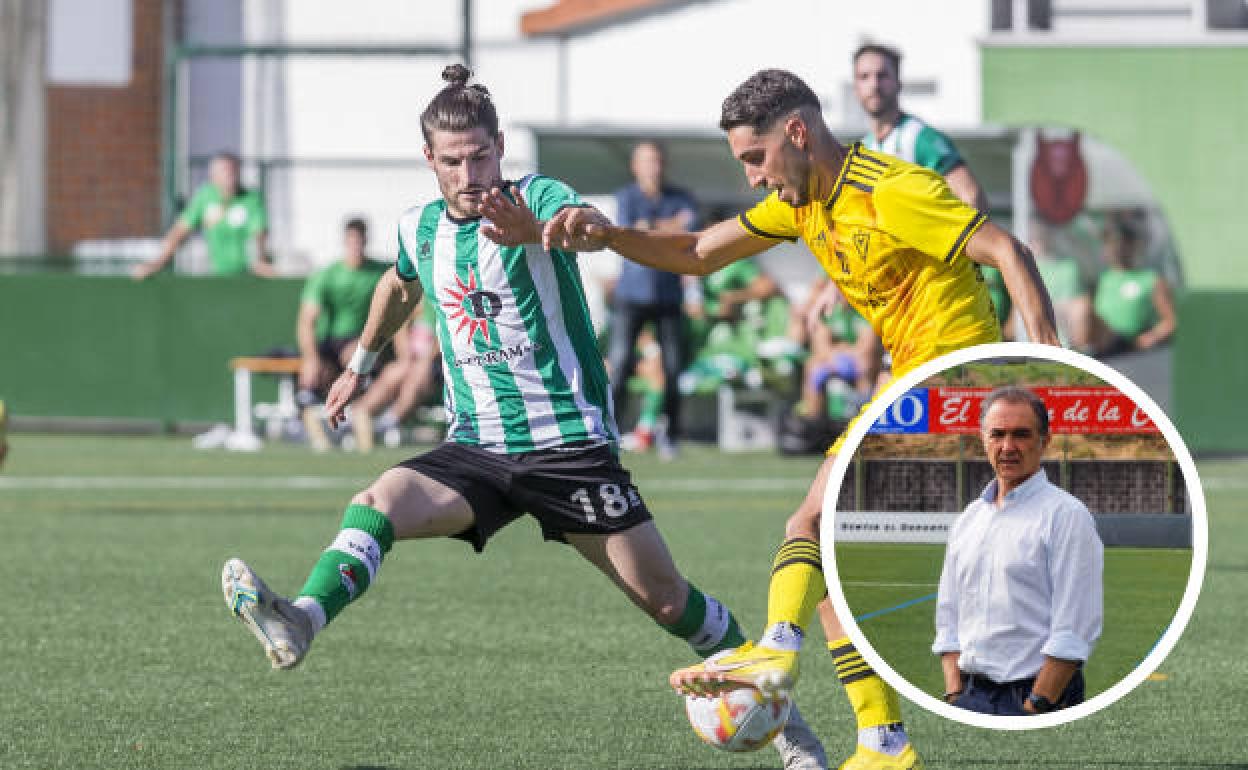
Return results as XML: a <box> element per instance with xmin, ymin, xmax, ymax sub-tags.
<box><xmin>737</xmin><ymin>192</ymin><xmax>799</xmax><ymax>242</ymax></box>
<box><xmin>394</xmin><ymin>205</ymin><xmax>423</xmax><ymax>282</ymax></box>
<box><xmin>523</xmin><ymin>175</ymin><xmax>582</xmax><ymax>221</ymax></box>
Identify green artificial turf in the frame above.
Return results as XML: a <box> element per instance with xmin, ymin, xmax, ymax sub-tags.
<box><xmin>0</xmin><ymin>436</ymin><xmax>1242</xmax><ymax>768</ymax></box>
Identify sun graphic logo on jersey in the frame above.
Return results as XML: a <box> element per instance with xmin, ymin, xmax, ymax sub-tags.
<box><xmin>442</xmin><ymin>267</ymin><xmax>503</xmax><ymax>344</ymax></box>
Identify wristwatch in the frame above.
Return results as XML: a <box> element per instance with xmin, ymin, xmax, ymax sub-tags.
<box><xmin>1026</xmin><ymin>693</ymin><xmax>1056</xmax><ymax>713</ymax></box>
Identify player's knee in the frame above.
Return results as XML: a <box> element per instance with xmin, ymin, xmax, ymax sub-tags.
<box><xmin>351</xmin><ymin>488</ymin><xmax>391</xmax><ymax>517</ymax></box>
<box><xmin>785</xmin><ymin>507</ymin><xmax>820</xmax><ymax>541</ymax></box>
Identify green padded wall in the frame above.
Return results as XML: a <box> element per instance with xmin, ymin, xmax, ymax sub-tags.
<box><xmin>983</xmin><ymin>46</ymin><xmax>1248</xmax><ymax>452</ymax></box>
<box><xmin>1172</xmin><ymin>291</ymin><xmax>1248</xmax><ymax>454</ymax></box>
<box><xmin>0</xmin><ymin>275</ymin><xmax>303</xmax><ymax>422</ymax></box>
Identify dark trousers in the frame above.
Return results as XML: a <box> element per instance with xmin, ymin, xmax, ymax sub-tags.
<box><xmin>953</xmin><ymin>669</ymin><xmax>1085</xmax><ymax>716</ymax></box>
<box><xmin>607</xmin><ymin>301</ymin><xmax>686</xmax><ymax>439</ymax></box>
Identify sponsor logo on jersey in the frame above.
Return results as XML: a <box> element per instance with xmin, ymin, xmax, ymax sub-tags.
<box><xmin>442</xmin><ymin>267</ymin><xmax>503</xmax><ymax>344</ymax></box>
<box><xmin>338</xmin><ymin>564</ymin><xmax>359</xmax><ymax>599</ymax></box>
<box><xmin>453</xmin><ymin>340</ymin><xmax>542</xmax><ymax>368</ymax></box>
<box><xmin>419</xmin><ymin>241</ymin><xmax>432</xmax><ymax>259</ymax></box>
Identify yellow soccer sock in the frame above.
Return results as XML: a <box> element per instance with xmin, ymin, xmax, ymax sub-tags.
<box><xmin>828</xmin><ymin>637</ymin><xmax>903</xmax><ymax>729</ymax></box>
<box><xmin>765</xmin><ymin>537</ymin><xmax>826</xmax><ymax>633</ymax></box>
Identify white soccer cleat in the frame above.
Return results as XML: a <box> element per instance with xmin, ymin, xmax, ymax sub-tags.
<box><xmin>222</xmin><ymin>558</ymin><xmax>314</xmax><ymax>670</ymax></box>
<box><xmin>773</xmin><ymin>701</ymin><xmax>830</xmax><ymax>770</ymax></box>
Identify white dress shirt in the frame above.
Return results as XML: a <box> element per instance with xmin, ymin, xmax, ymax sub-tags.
<box><xmin>932</xmin><ymin>469</ymin><xmax>1103</xmax><ymax>683</ymax></box>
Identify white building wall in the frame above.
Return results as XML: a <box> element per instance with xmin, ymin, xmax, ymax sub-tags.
<box><xmin>244</xmin><ymin>0</ymin><xmax>990</xmax><ymax>268</ymax></box>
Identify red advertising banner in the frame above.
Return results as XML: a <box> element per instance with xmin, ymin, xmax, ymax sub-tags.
<box><xmin>927</xmin><ymin>386</ymin><xmax>1158</xmax><ymax>434</ymax></box>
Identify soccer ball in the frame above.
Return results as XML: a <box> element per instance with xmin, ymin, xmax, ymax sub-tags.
<box><xmin>684</xmin><ymin>687</ymin><xmax>792</xmax><ymax>752</ymax></box>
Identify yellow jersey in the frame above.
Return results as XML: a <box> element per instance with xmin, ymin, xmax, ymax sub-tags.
<box><xmin>739</xmin><ymin>143</ymin><xmax>1001</xmax><ymax>378</ymax></box>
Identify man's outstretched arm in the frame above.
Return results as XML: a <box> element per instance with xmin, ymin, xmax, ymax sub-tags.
<box><xmin>542</xmin><ymin>205</ymin><xmax>771</xmax><ymax>276</ymax></box>
<box><xmin>964</xmin><ymin>221</ymin><xmax>1060</xmax><ymax>346</ymax></box>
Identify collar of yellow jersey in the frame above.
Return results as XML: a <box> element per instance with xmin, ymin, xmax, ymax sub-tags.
<box><xmin>824</xmin><ymin>141</ymin><xmax>864</xmax><ymax>211</ymax></box>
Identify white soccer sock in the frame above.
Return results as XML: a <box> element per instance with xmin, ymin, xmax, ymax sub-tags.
<box><xmin>687</xmin><ymin>594</ymin><xmax>733</xmax><ymax>654</ymax></box>
<box><xmin>293</xmin><ymin>596</ymin><xmax>327</xmax><ymax>635</ymax></box>
<box><xmin>858</xmin><ymin>723</ymin><xmax>909</xmax><ymax>756</ymax></box>
<box><xmin>760</xmin><ymin>621</ymin><xmax>804</xmax><ymax>652</ymax></box>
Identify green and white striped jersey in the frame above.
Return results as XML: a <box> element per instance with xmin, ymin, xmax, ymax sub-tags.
<box><xmin>395</xmin><ymin>174</ymin><xmax>617</xmax><ymax>453</ymax></box>
<box><xmin>861</xmin><ymin>113</ymin><xmax>964</xmax><ymax>176</ymax></box>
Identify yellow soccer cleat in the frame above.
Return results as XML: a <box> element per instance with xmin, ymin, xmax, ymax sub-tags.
<box><xmin>669</xmin><ymin>641</ymin><xmax>798</xmax><ymax>697</ymax></box>
<box><xmin>838</xmin><ymin>743</ymin><xmax>923</xmax><ymax>770</ymax></box>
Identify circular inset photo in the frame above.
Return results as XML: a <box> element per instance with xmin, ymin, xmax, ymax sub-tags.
<box><xmin>821</xmin><ymin>342</ymin><xmax>1206</xmax><ymax>729</ymax></box>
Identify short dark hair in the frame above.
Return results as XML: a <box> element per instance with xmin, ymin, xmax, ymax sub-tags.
<box><xmin>344</xmin><ymin>217</ymin><xmax>368</xmax><ymax>237</ymax></box>
<box><xmin>1104</xmin><ymin>210</ymin><xmax>1143</xmax><ymax>246</ymax></box>
<box><xmin>420</xmin><ymin>64</ymin><xmax>499</xmax><ymax>144</ymax></box>
<box><xmin>719</xmin><ymin>69</ymin><xmax>821</xmax><ymax>133</ymax></box>
<box><xmin>980</xmin><ymin>386</ymin><xmax>1050</xmax><ymax>436</ymax></box>
<box><xmin>852</xmin><ymin>43</ymin><xmax>903</xmax><ymax>77</ymax></box>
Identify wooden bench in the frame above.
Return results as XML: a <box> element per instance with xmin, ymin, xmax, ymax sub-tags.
<box><xmin>226</xmin><ymin>356</ymin><xmax>303</xmax><ymax>450</ymax></box>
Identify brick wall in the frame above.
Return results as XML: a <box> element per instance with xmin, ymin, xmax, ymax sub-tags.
<box><xmin>45</xmin><ymin>0</ymin><xmax>167</xmax><ymax>253</ymax></box>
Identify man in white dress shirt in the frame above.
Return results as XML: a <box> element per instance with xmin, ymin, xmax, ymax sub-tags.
<box><xmin>933</xmin><ymin>386</ymin><xmax>1103</xmax><ymax>715</ymax></box>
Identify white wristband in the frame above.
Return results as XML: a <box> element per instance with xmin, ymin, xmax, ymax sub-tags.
<box><xmin>347</xmin><ymin>346</ymin><xmax>379</xmax><ymax>375</ymax></box>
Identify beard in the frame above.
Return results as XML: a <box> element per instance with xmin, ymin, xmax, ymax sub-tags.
<box><xmin>783</xmin><ymin>155</ymin><xmax>812</xmax><ymax>207</ymax></box>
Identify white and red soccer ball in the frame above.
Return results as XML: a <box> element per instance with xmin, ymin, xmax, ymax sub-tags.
<box><xmin>684</xmin><ymin>687</ymin><xmax>792</xmax><ymax>753</ymax></box>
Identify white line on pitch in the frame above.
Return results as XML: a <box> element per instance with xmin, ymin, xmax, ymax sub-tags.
<box><xmin>839</xmin><ymin>581</ymin><xmax>940</xmax><ymax>588</ymax></box>
<box><xmin>1197</xmin><ymin>476</ymin><xmax>1248</xmax><ymax>490</ymax></box>
<box><xmin>0</xmin><ymin>475</ymin><xmax>809</xmax><ymax>492</ymax></box>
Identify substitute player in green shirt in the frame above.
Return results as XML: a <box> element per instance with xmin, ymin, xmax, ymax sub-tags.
<box><xmin>132</xmin><ymin>151</ymin><xmax>274</xmax><ymax>279</ymax></box>
<box><xmin>220</xmin><ymin>65</ymin><xmax>826</xmax><ymax>768</ymax></box>
<box><xmin>296</xmin><ymin>217</ymin><xmax>392</xmax><ymax>450</ymax></box>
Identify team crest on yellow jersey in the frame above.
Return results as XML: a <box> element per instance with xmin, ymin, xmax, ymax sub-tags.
<box><xmin>852</xmin><ymin>230</ymin><xmax>870</xmax><ymax>261</ymax></box>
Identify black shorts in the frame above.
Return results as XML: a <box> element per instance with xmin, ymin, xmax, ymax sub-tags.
<box><xmin>317</xmin><ymin>336</ymin><xmax>357</xmax><ymax>367</ymax></box>
<box><xmin>396</xmin><ymin>441</ymin><xmax>653</xmax><ymax>552</ymax></box>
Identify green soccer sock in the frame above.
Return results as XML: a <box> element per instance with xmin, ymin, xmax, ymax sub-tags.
<box><xmin>660</xmin><ymin>582</ymin><xmax>746</xmax><ymax>658</ymax></box>
<box><xmin>295</xmin><ymin>503</ymin><xmax>395</xmax><ymax>628</ymax></box>
<box><xmin>637</xmin><ymin>386</ymin><xmax>664</xmax><ymax>430</ymax></box>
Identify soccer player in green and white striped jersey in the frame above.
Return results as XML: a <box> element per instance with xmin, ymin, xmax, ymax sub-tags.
<box><xmin>220</xmin><ymin>64</ymin><xmax>826</xmax><ymax>767</ymax></box>
<box><xmin>852</xmin><ymin>43</ymin><xmax>982</xmax><ymax>208</ymax></box>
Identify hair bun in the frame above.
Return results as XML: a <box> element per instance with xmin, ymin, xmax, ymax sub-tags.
<box><xmin>442</xmin><ymin>63</ymin><xmax>472</xmax><ymax>88</ymax></box>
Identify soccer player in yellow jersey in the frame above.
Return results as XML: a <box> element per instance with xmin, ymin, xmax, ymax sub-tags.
<box><xmin>484</xmin><ymin>69</ymin><xmax>1058</xmax><ymax>770</ymax></box>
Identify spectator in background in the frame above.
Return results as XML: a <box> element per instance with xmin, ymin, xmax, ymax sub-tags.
<box><xmin>132</xmin><ymin>151</ymin><xmax>275</xmax><ymax>279</ymax></box>
<box><xmin>296</xmin><ymin>218</ymin><xmax>394</xmax><ymax>450</ymax></box>
<box><xmin>622</xmin><ymin>256</ymin><xmax>787</xmax><ymax>456</ymax></box>
<box><xmin>349</xmin><ymin>298</ymin><xmax>442</xmax><ymax>453</ymax></box>
<box><xmin>797</xmin><ymin>290</ymin><xmax>881</xmax><ymax>422</ymax></box>
<box><xmin>1028</xmin><ymin>218</ymin><xmax>1087</xmax><ymax>347</ymax></box>
<box><xmin>1071</xmin><ymin>212</ymin><xmax>1176</xmax><ymax>357</ymax></box>
<box><xmin>608</xmin><ymin>140</ymin><xmax>698</xmax><ymax>458</ymax></box>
